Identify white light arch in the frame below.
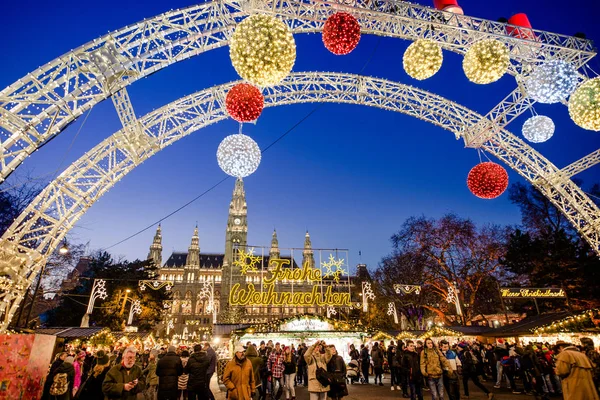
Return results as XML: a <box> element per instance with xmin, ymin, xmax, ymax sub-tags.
<box><xmin>0</xmin><ymin>72</ymin><xmax>599</xmax><ymax>331</ymax></box>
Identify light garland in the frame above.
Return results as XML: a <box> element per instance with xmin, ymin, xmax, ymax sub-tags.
<box><xmin>568</xmin><ymin>77</ymin><xmax>600</xmax><ymax>131</ymax></box>
<box><xmin>467</xmin><ymin>162</ymin><xmax>509</xmax><ymax>199</ymax></box>
<box><xmin>229</xmin><ymin>14</ymin><xmax>296</xmax><ymax>87</ymax></box>
<box><xmin>463</xmin><ymin>39</ymin><xmax>510</xmax><ymax>84</ymax></box>
<box><xmin>226</xmin><ymin>83</ymin><xmax>264</xmax><ymax>122</ymax></box>
<box><xmin>526</xmin><ymin>60</ymin><xmax>579</xmax><ymax>104</ymax></box>
<box><xmin>403</xmin><ymin>39</ymin><xmax>443</xmax><ymax>80</ymax></box>
<box><xmin>533</xmin><ymin>309</ymin><xmax>599</xmax><ymax>335</ymax></box>
<box><xmin>322</xmin><ymin>12</ymin><xmax>361</xmax><ymax>55</ymax></box>
<box><xmin>216</xmin><ymin>133</ymin><xmax>261</xmax><ymax>178</ymax></box>
<box><xmin>522</xmin><ymin>115</ymin><xmax>555</xmax><ymax>143</ymax></box>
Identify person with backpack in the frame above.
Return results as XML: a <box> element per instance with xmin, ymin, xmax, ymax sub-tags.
<box><xmin>43</xmin><ymin>352</ymin><xmax>67</xmax><ymax>400</ymax></box>
<box><xmin>49</xmin><ymin>355</ymin><xmax>75</xmax><ymax>400</ymax></box>
<box><xmin>305</xmin><ymin>340</ymin><xmax>332</xmax><ymax>400</ymax></box>
<box><xmin>458</xmin><ymin>343</ymin><xmax>494</xmax><ymax>399</ymax></box>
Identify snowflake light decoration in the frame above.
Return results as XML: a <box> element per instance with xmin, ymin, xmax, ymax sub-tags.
<box><xmin>131</xmin><ymin>299</ymin><xmax>142</xmax><ymax>315</ymax></box>
<box><xmin>526</xmin><ymin>60</ymin><xmax>579</xmax><ymax>104</ymax></box>
<box><xmin>446</xmin><ymin>286</ymin><xmax>456</xmax><ymax>303</ymax></box>
<box><xmin>233</xmin><ymin>247</ymin><xmax>262</xmax><ymax>275</ymax></box>
<box><xmin>321</xmin><ymin>254</ymin><xmax>346</xmax><ymax>283</ymax></box>
<box><xmin>95</xmin><ymin>279</ymin><xmax>108</xmax><ymax>300</ymax></box>
<box><xmin>522</xmin><ymin>115</ymin><xmax>555</xmax><ymax>143</ymax></box>
<box><xmin>387</xmin><ymin>302</ymin><xmax>396</xmax><ymax>316</ymax></box>
<box><xmin>217</xmin><ymin>133</ymin><xmax>261</xmax><ymax>178</ymax></box>
<box><xmin>463</xmin><ymin>39</ymin><xmax>510</xmax><ymax>84</ymax></box>
<box><xmin>362</xmin><ymin>282</ymin><xmax>375</xmax><ymax>300</ymax></box>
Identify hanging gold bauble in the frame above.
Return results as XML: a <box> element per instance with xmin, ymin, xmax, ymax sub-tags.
<box><xmin>403</xmin><ymin>39</ymin><xmax>444</xmax><ymax>80</ymax></box>
<box><xmin>229</xmin><ymin>14</ymin><xmax>296</xmax><ymax>87</ymax></box>
<box><xmin>463</xmin><ymin>39</ymin><xmax>510</xmax><ymax>84</ymax></box>
<box><xmin>568</xmin><ymin>77</ymin><xmax>600</xmax><ymax>131</ymax></box>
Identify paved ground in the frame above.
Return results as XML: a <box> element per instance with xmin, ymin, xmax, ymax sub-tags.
<box><xmin>211</xmin><ymin>373</ymin><xmax>561</xmax><ymax>400</ymax></box>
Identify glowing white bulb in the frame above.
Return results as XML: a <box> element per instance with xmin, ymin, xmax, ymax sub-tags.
<box><xmin>522</xmin><ymin>115</ymin><xmax>555</xmax><ymax>143</ymax></box>
<box><xmin>217</xmin><ymin>134</ymin><xmax>261</xmax><ymax>178</ymax></box>
<box><xmin>526</xmin><ymin>60</ymin><xmax>579</xmax><ymax>104</ymax></box>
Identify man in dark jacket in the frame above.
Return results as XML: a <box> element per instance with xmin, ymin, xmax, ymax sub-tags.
<box><xmin>402</xmin><ymin>341</ymin><xmax>423</xmax><ymax>400</ymax></box>
<box><xmin>156</xmin><ymin>345</ymin><xmax>183</xmax><ymax>400</ymax></box>
<box><xmin>204</xmin><ymin>342</ymin><xmax>217</xmax><ymax>400</ymax></box>
<box><xmin>42</xmin><ymin>352</ymin><xmax>67</xmax><ymax>400</ymax></box>
<box><xmin>360</xmin><ymin>344</ymin><xmax>370</xmax><ymax>384</ymax></box>
<box><xmin>102</xmin><ymin>347</ymin><xmax>144</xmax><ymax>400</ymax></box>
<box><xmin>185</xmin><ymin>344</ymin><xmax>210</xmax><ymax>400</ymax></box>
<box><xmin>246</xmin><ymin>344</ymin><xmax>265</xmax><ymax>399</ymax></box>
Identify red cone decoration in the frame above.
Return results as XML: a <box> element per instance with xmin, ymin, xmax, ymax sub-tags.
<box><xmin>467</xmin><ymin>162</ymin><xmax>509</xmax><ymax>199</ymax></box>
<box><xmin>226</xmin><ymin>83</ymin><xmax>264</xmax><ymax>122</ymax></box>
<box><xmin>322</xmin><ymin>12</ymin><xmax>361</xmax><ymax>55</ymax></box>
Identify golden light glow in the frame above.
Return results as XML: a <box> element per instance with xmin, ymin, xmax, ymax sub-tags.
<box><xmin>568</xmin><ymin>77</ymin><xmax>600</xmax><ymax>131</ymax></box>
<box><xmin>403</xmin><ymin>39</ymin><xmax>443</xmax><ymax>80</ymax></box>
<box><xmin>463</xmin><ymin>39</ymin><xmax>510</xmax><ymax>84</ymax></box>
<box><xmin>229</xmin><ymin>14</ymin><xmax>296</xmax><ymax>87</ymax></box>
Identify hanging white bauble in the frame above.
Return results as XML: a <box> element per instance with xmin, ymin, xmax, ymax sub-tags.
<box><xmin>217</xmin><ymin>134</ymin><xmax>261</xmax><ymax>178</ymax></box>
<box><xmin>522</xmin><ymin>115</ymin><xmax>555</xmax><ymax>143</ymax></box>
<box><xmin>526</xmin><ymin>60</ymin><xmax>579</xmax><ymax>104</ymax></box>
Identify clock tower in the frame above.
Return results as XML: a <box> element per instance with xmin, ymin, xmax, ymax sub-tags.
<box><xmin>220</xmin><ymin>178</ymin><xmax>248</xmax><ymax>320</ymax></box>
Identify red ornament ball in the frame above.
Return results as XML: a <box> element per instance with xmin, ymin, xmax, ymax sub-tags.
<box><xmin>322</xmin><ymin>12</ymin><xmax>361</xmax><ymax>55</ymax></box>
<box><xmin>226</xmin><ymin>83</ymin><xmax>264</xmax><ymax>122</ymax></box>
<box><xmin>467</xmin><ymin>162</ymin><xmax>509</xmax><ymax>199</ymax></box>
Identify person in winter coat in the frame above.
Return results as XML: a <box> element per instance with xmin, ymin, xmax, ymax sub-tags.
<box><xmin>402</xmin><ymin>341</ymin><xmax>423</xmax><ymax>400</ymax></box>
<box><xmin>327</xmin><ymin>345</ymin><xmax>347</xmax><ymax>400</ymax></box>
<box><xmin>371</xmin><ymin>342</ymin><xmax>384</xmax><ymax>386</ymax></box>
<box><xmin>581</xmin><ymin>337</ymin><xmax>600</xmax><ymax>393</ymax></box>
<box><xmin>72</xmin><ymin>350</ymin><xmax>86</xmax><ymax>397</ymax></box>
<box><xmin>43</xmin><ymin>352</ymin><xmax>67</xmax><ymax>400</ymax></box>
<box><xmin>458</xmin><ymin>344</ymin><xmax>494</xmax><ymax>399</ymax></box>
<box><xmin>102</xmin><ymin>347</ymin><xmax>144</xmax><ymax>400</ymax></box>
<box><xmin>389</xmin><ymin>344</ymin><xmax>401</xmax><ymax>391</ymax></box>
<box><xmin>223</xmin><ymin>345</ymin><xmax>256</xmax><ymax>400</ymax></box>
<box><xmin>49</xmin><ymin>355</ymin><xmax>75</xmax><ymax>400</ymax></box>
<box><xmin>185</xmin><ymin>344</ymin><xmax>210</xmax><ymax>400</ymax></box>
<box><xmin>305</xmin><ymin>340</ymin><xmax>333</xmax><ymax>400</ymax></box>
<box><xmin>420</xmin><ymin>338</ymin><xmax>451</xmax><ymax>400</ymax></box>
<box><xmin>142</xmin><ymin>353</ymin><xmax>159</xmax><ymax>400</ymax></box>
<box><xmin>521</xmin><ymin>345</ymin><xmax>548</xmax><ymax>399</ymax></box>
<box><xmin>282</xmin><ymin>346</ymin><xmax>297</xmax><ymax>400</ymax></box>
<box><xmin>360</xmin><ymin>344</ymin><xmax>370</xmax><ymax>384</ymax></box>
<box><xmin>554</xmin><ymin>342</ymin><xmax>600</xmax><ymax>400</ymax></box>
<box><xmin>156</xmin><ymin>346</ymin><xmax>183</xmax><ymax>400</ymax></box>
<box><xmin>245</xmin><ymin>344</ymin><xmax>264</xmax><ymax>399</ymax></box>
<box><xmin>395</xmin><ymin>342</ymin><xmax>409</xmax><ymax>396</ymax></box>
<box><xmin>440</xmin><ymin>341</ymin><xmax>460</xmax><ymax>400</ymax></box>
<box><xmin>203</xmin><ymin>342</ymin><xmax>217</xmax><ymax>400</ymax></box>
<box><xmin>77</xmin><ymin>350</ymin><xmax>111</xmax><ymax>400</ymax></box>
<box><xmin>268</xmin><ymin>342</ymin><xmax>285</xmax><ymax>399</ymax></box>
<box><xmin>177</xmin><ymin>350</ymin><xmax>190</xmax><ymax>400</ymax></box>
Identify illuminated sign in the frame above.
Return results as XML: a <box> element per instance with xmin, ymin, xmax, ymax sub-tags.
<box><xmin>500</xmin><ymin>288</ymin><xmax>566</xmax><ymax>298</ymax></box>
<box><xmin>280</xmin><ymin>318</ymin><xmax>334</xmax><ymax>332</ymax></box>
<box><xmin>229</xmin><ymin>258</ymin><xmax>352</xmax><ymax>307</ymax></box>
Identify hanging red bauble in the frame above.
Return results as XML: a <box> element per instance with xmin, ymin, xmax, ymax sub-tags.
<box><xmin>226</xmin><ymin>83</ymin><xmax>264</xmax><ymax>122</ymax></box>
<box><xmin>322</xmin><ymin>12</ymin><xmax>361</xmax><ymax>55</ymax></box>
<box><xmin>467</xmin><ymin>162</ymin><xmax>509</xmax><ymax>199</ymax></box>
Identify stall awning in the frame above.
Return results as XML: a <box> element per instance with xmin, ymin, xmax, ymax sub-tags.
<box><xmin>35</xmin><ymin>327</ymin><xmax>106</xmax><ymax>339</ymax></box>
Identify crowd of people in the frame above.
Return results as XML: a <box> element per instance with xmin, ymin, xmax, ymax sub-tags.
<box><xmin>41</xmin><ymin>342</ymin><xmax>217</xmax><ymax>400</ymax></box>
<box><xmin>39</xmin><ymin>336</ymin><xmax>600</xmax><ymax>400</ymax></box>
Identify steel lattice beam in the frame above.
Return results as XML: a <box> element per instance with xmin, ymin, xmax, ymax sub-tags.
<box><xmin>0</xmin><ymin>0</ymin><xmax>595</xmax><ymax>183</ymax></box>
<box><xmin>1</xmin><ymin>72</ymin><xmax>599</xmax><ymax>331</ymax></box>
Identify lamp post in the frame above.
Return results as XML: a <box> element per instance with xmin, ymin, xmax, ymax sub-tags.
<box><xmin>119</xmin><ymin>289</ymin><xmax>131</xmax><ymax>316</ymax></box>
<box><xmin>81</xmin><ymin>279</ymin><xmax>108</xmax><ymax>327</ymax></box>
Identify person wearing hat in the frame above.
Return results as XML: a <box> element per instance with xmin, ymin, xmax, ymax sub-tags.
<box><xmin>223</xmin><ymin>344</ymin><xmax>256</xmax><ymax>400</ymax></box>
<box><xmin>555</xmin><ymin>341</ymin><xmax>599</xmax><ymax>400</ymax></box>
<box><xmin>76</xmin><ymin>350</ymin><xmax>111</xmax><ymax>400</ymax></box>
<box><xmin>156</xmin><ymin>345</ymin><xmax>183</xmax><ymax>400</ymax></box>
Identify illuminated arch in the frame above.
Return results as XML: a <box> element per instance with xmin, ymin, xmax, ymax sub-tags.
<box><xmin>1</xmin><ymin>72</ymin><xmax>599</xmax><ymax>331</ymax></box>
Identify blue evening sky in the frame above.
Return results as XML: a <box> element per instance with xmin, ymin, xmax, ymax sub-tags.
<box><xmin>1</xmin><ymin>0</ymin><xmax>599</xmax><ymax>272</ymax></box>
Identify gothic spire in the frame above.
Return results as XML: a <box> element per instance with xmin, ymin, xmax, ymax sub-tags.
<box><xmin>270</xmin><ymin>229</ymin><xmax>280</xmax><ymax>260</ymax></box>
<box><xmin>302</xmin><ymin>230</ymin><xmax>314</xmax><ymax>268</ymax></box>
<box><xmin>148</xmin><ymin>224</ymin><xmax>163</xmax><ymax>267</ymax></box>
<box><xmin>186</xmin><ymin>225</ymin><xmax>200</xmax><ymax>268</ymax></box>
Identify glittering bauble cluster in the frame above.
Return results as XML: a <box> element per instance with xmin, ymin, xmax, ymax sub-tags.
<box><xmin>229</xmin><ymin>14</ymin><xmax>296</xmax><ymax>87</ymax></box>
<box><xmin>467</xmin><ymin>162</ymin><xmax>509</xmax><ymax>199</ymax></box>
<box><xmin>403</xmin><ymin>39</ymin><xmax>443</xmax><ymax>80</ymax></box>
<box><xmin>322</xmin><ymin>12</ymin><xmax>361</xmax><ymax>55</ymax></box>
<box><xmin>568</xmin><ymin>77</ymin><xmax>600</xmax><ymax>131</ymax></box>
<box><xmin>522</xmin><ymin>115</ymin><xmax>555</xmax><ymax>143</ymax></box>
<box><xmin>463</xmin><ymin>39</ymin><xmax>510</xmax><ymax>84</ymax></box>
<box><xmin>226</xmin><ymin>83</ymin><xmax>264</xmax><ymax>122</ymax></box>
<box><xmin>217</xmin><ymin>134</ymin><xmax>262</xmax><ymax>178</ymax></box>
<box><xmin>526</xmin><ymin>60</ymin><xmax>579</xmax><ymax>104</ymax></box>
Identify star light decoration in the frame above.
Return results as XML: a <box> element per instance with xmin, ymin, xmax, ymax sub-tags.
<box><xmin>226</xmin><ymin>83</ymin><xmax>264</xmax><ymax>122</ymax></box>
<box><xmin>362</xmin><ymin>282</ymin><xmax>375</xmax><ymax>300</ymax></box>
<box><xmin>199</xmin><ymin>281</ymin><xmax>214</xmax><ymax>313</ymax></box>
<box><xmin>403</xmin><ymin>39</ymin><xmax>444</xmax><ymax>80</ymax></box>
<box><xmin>522</xmin><ymin>115</ymin><xmax>555</xmax><ymax>143</ymax></box>
<box><xmin>229</xmin><ymin>14</ymin><xmax>296</xmax><ymax>87</ymax></box>
<box><xmin>322</xmin><ymin>12</ymin><xmax>361</xmax><ymax>55</ymax></box>
<box><xmin>321</xmin><ymin>254</ymin><xmax>347</xmax><ymax>283</ymax></box>
<box><xmin>568</xmin><ymin>77</ymin><xmax>600</xmax><ymax>131</ymax></box>
<box><xmin>217</xmin><ymin>133</ymin><xmax>262</xmax><ymax>178</ymax></box>
<box><xmin>387</xmin><ymin>302</ymin><xmax>396</xmax><ymax>316</ymax></box>
<box><xmin>463</xmin><ymin>39</ymin><xmax>510</xmax><ymax>84</ymax></box>
<box><xmin>526</xmin><ymin>60</ymin><xmax>579</xmax><ymax>104</ymax></box>
<box><xmin>233</xmin><ymin>247</ymin><xmax>262</xmax><ymax>275</ymax></box>
<box><xmin>467</xmin><ymin>162</ymin><xmax>509</xmax><ymax>199</ymax></box>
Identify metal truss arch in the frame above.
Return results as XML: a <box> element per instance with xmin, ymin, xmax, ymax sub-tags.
<box><xmin>0</xmin><ymin>0</ymin><xmax>596</xmax><ymax>183</ymax></box>
<box><xmin>1</xmin><ymin>71</ymin><xmax>599</xmax><ymax>331</ymax></box>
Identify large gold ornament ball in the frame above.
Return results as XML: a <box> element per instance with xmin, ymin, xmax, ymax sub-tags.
<box><xmin>568</xmin><ymin>77</ymin><xmax>600</xmax><ymax>131</ymax></box>
<box><xmin>229</xmin><ymin>14</ymin><xmax>296</xmax><ymax>87</ymax></box>
<box><xmin>403</xmin><ymin>39</ymin><xmax>443</xmax><ymax>80</ymax></box>
<box><xmin>462</xmin><ymin>39</ymin><xmax>510</xmax><ymax>84</ymax></box>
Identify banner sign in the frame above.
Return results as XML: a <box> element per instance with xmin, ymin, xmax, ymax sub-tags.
<box><xmin>500</xmin><ymin>288</ymin><xmax>566</xmax><ymax>299</ymax></box>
